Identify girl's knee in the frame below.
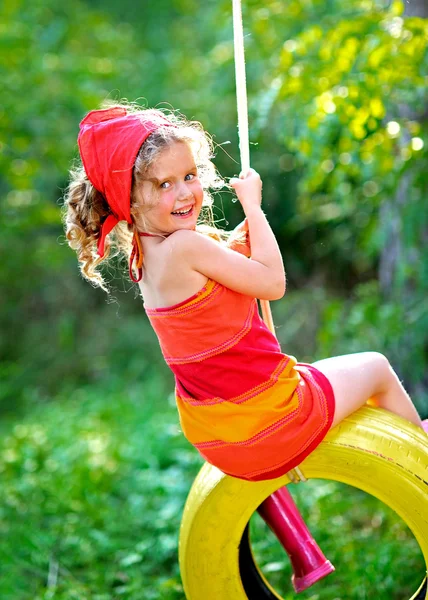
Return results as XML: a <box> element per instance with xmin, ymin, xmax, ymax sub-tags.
<box><xmin>366</xmin><ymin>352</ymin><xmax>395</xmax><ymax>392</ymax></box>
<box><xmin>372</xmin><ymin>352</ymin><xmax>393</xmax><ymax>374</ymax></box>
<box><xmin>369</xmin><ymin>351</ymin><xmax>390</xmax><ymax>369</ymax></box>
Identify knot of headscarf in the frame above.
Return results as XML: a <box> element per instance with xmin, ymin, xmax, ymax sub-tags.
<box><xmin>77</xmin><ymin>107</ymin><xmax>173</xmax><ymax>282</ymax></box>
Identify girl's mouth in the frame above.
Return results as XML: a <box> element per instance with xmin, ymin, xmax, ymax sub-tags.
<box><xmin>171</xmin><ymin>205</ymin><xmax>194</xmax><ymax>218</ymax></box>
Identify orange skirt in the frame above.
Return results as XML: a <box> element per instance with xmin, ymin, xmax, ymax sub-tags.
<box><xmin>194</xmin><ymin>363</ymin><xmax>335</xmax><ymax>482</ymax></box>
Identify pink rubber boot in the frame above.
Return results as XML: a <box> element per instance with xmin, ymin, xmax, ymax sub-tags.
<box><xmin>258</xmin><ymin>487</ymin><xmax>335</xmax><ymax>593</ymax></box>
<box><xmin>422</xmin><ymin>419</ymin><xmax>428</xmax><ymax>433</ymax></box>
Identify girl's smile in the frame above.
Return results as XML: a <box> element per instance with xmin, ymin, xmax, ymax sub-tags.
<box><xmin>171</xmin><ymin>203</ymin><xmax>195</xmax><ymax>218</ymax></box>
<box><xmin>137</xmin><ymin>141</ymin><xmax>204</xmax><ymax>234</ymax></box>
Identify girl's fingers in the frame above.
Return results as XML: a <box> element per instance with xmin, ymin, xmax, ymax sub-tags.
<box><xmin>241</xmin><ymin>168</ymin><xmax>259</xmax><ymax>179</ymax></box>
<box><xmin>229</xmin><ymin>169</ymin><xmax>261</xmax><ymax>192</ymax></box>
<box><xmin>231</xmin><ymin>169</ymin><xmax>255</xmax><ymax>183</ymax></box>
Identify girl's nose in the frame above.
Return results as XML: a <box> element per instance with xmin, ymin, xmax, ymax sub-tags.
<box><xmin>177</xmin><ymin>181</ymin><xmax>193</xmax><ymax>201</ymax></box>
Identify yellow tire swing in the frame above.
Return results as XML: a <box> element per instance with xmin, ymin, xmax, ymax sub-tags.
<box><xmin>180</xmin><ymin>407</ymin><xmax>428</xmax><ymax>599</ymax></box>
<box><xmin>179</xmin><ymin>1</ymin><xmax>428</xmax><ymax>598</ymax></box>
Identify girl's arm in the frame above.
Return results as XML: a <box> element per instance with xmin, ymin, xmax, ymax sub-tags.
<box><xmin>171</xmin><ymin>169</ymin><xmax>286</xmax><ymax>300</ymax></box>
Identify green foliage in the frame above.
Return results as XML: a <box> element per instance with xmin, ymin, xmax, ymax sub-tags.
<box><xmin>254</xmin><ymin>0</ymin><xmax>427</xmax><ymax>255</ymax></box>
<box><xmin>0</xmin><ymin>380</ymin><xmax>202</xmax><ymax>599</ymax></box>
<box><xmin>317</xmin><ymin>281</ymin><xmax>428</xmax><ymax>412</ymax></box>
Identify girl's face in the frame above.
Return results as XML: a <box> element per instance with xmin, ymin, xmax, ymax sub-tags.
<box><xmin>136</xmin><ymin>141</ymin><xmax>204</xmax><ymax>235</ymax></box>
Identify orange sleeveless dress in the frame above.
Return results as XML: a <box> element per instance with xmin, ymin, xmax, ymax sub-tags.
<box><xmin>145</xmin><ymin>280</ymin><xmax>335</xmax><ymax>481</ymax></box>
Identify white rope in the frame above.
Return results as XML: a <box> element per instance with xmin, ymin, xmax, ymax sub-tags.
<box><xmin>232</xmin><ymin>0</ymin><xmax>275</xmax><ymax>335</ymax></box>
<box><xmin>232</xmin><ymin>0</ymin><xmax>250</xmax><ymax>174</ymax></box>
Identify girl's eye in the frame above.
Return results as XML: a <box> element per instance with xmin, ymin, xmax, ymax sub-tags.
<box><xmin>160</xmin><ymin>173</ymin><xmax>196</xmax><ymax>188</ymax></box>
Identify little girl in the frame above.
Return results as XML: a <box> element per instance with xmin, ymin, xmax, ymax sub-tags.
<box><xmin>64</xmin><ymin>103</ymin><xmax>425</xmax><ymax>481</ymax></box>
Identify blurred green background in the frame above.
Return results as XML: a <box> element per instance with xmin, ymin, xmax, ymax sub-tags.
<box><xmin>1</xmin><ymin>0</ymin><xmax>427</xmax><ymax>598</ymax></box>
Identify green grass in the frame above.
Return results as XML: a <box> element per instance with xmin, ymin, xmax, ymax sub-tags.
<box><xmin>0</xmin><ymin>377</ymin><xmax>425</xmax><ymax>599</ymax></box>
<box><xmin>0</xmin><ymin>378</ymin><xmax>202</xmax><ymax>600</ymax></box>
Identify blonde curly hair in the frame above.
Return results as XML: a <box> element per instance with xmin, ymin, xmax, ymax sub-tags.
<box><xmin>63</xmin><ymin>101</ymin><xmax>229</xmax><ymax>293</ymax></box>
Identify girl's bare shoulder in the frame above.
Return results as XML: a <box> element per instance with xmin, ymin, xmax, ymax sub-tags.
<box><xmin>166</xmin><ymin>228</ymin><xmax>205</xmax><ymax>247</ymax></box>
<box><xmin>141</xmin><ymin>231</ymin><xmax>208</xmax><ymax>309</ymax></box>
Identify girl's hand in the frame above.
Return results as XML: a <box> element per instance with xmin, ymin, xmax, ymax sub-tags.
<box><xmin>227</xmin><ymin>218</ymin><xmax>251</xmax><ymax>257</ymax></box>
<box><xmin>229</xmin><ymin>168</ymin><xmax>262</xmax><ymax>214</ymax></box>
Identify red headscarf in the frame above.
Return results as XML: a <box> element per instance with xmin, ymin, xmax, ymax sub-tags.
<box><xmin>78</xmin><ymin>106</ymin><xmax>173</xmax><ymax>281</ymax></box>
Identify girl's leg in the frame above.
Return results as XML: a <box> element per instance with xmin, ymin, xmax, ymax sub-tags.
<box><xmin>312</xmin><ymin>352</ymin><xmax>422</xmax><ymax>429</ymax></box>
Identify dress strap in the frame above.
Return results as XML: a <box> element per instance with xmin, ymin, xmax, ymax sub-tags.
<box><xmin>130</xmin><ymin>231</ymin><xmax>170</xmax><ymax>282</ymax></box>
<box><xmin>139</xmin><ymin>232</ymin><xmax>170</xmax><ymax>237</ymax></box>
<box><xmin>129</xmin><ymin>231</ymin><xmax>144</xmax><ymax>283</ymax></box>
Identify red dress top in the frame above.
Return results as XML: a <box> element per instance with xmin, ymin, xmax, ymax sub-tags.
<box><xmin>145</xmin><ymin>279</ymin><xmax>335</xmax><ymax>481</ymax></box>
